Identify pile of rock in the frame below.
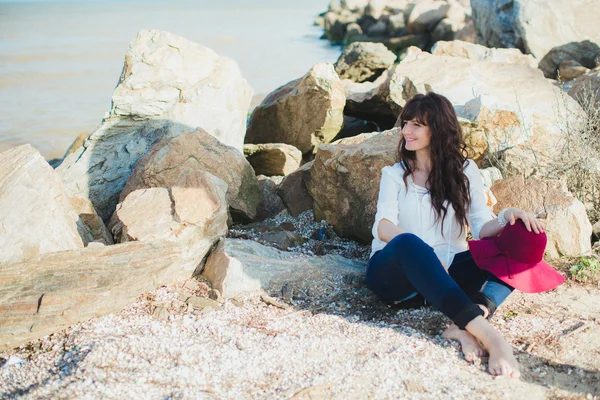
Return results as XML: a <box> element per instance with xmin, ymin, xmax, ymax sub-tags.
<box><xmin>317</xmin><ymin>0</ymin><xmax>475</xmax><ymax>52</ymax></box>
<box><xmin>1</xmin><ymin>21</ymin><xmax>597</xmax><ymax>352</ymax></box>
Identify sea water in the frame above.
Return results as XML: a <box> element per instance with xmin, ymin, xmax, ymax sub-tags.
<box><xmin>0</xmin><ymin>0</ymin><xmax>340</xmax><ymax>158</ymax></box>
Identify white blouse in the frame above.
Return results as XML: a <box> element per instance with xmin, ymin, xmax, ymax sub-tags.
<box><xmin>370</xmin><ymin>159</ymin><xmax>495</xmax><ymax>266</ymax></box>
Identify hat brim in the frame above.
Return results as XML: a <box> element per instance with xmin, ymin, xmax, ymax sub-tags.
<box><xmin>469</xmin><ymin>239</ymin><xmax>565</xmax><ymax>293</ymax></box>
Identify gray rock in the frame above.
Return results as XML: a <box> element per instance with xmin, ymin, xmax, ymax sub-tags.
<box><xmin>472</xmin><ymin>0</ymin><xmax>600</xmax><ymax>59</ymax></box>
<box><xmin>57</xmin><ymin>30</ymin><xmax>253</xmax><ymax>221</ymax></box>
<box><xmin>334</xmin><ymin>42</ymin><xmax>397</xmax><ymax>83</ymax></box>
<box><xmin>201</xmin><ymin>238</ymin><xmax>366</xmax><ymax>298</ymax></box>
<box><xmin>568</xmin><ymin>70</ymin><xmax>600</xmax><ymax>108</ymax></box>
<box><xmin>255</xmin><ymin>176</ymin><xmax>286</xmax><ymax>222</ymax></box>
<box><xmin>538</xmin><ymin>41</ymin><xmax>600</xmax><ymax>80</ymax></box>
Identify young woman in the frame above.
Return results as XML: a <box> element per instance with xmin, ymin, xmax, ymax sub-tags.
<box><xmin>367</xmin><ymin>92</ymin><xmax>546</xmax><ymax>378</ymax></box>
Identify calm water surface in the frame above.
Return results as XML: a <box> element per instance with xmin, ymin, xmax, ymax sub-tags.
<box><xmin>0</xmin><ymin>0</ymin><xmax>339</xmax><ymax>158</ymax></box>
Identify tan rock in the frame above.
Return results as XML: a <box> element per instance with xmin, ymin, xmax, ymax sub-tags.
<box><xmin>0</xmin><ymin>145</ymin><xmax>85</xmax><ymax>264</ymax></box>
<box><xmin>58</xmin><ymin>30</ymin><xmax>253</xmax><ymax>221</ymax></box>
<box><xmin>201</xmin><ymin>238</ymin><xmax>366</xmax><ymax>298</ymax></box>
<box><xmin>431</xmin><ymin>40</ymin><xmax>537</xmax><ymax>68</ymax></box>
<box><xmin>558</xmin><ymin>60</ymin><xmax>590</xmax><ymax>82</ymax></box>
<box><xmin>491</xmin><ymin>176</ymin><xmax>592</xmax><ymax>259</ymax></box>
<box><xmin>306</xmin><ymin>129</ymin><xmax>400</xmax><ymax>242</ymax></box>
<box><xmin>0</xmin><ymin>237</ymin><xmax>218</xmax><ymax>351</ymax></box>
<box><xmin>277</xmin><ymin>161</ymin><xmax>314</xmax><ymax>217</ymax></box>
<box><xmin>244</xmin><ymin>143</ymin><xmax>302</xmax><ymax>176</ymax></box>
<box><xmin>70</xmin><ymin>194</ymin><xmax>114</xmax><ymax>245</ymax></box>
<box><xmin>245</xmin><ymin>63</ymin><xmax>346</xmax><ymax>155</ymax></box>
<box><xmin>121</xmin><ymin>129</ymin><xmax>260</xmax><ymax>222</ymax></box>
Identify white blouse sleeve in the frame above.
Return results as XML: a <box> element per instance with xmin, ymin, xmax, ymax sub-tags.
<box><xmin>464</xmin><ymin>160</ymin><xmax>495</xmax><ymax>240</ymax></box>
<box><xmin>372</xmin><ymin>165</ymin><xmax>402</xmax><ymax>241</ymax></box>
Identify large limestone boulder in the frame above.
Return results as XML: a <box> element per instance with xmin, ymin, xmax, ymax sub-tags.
<box><xmin>243</xmin><ymin>143</ymin><xmax>302</xmax><ymax>176</ymax></box>
<box><xmin>306</xmin><ymin>129</ymin><xmax>400</xmax><ymax>243</ymax></box>
<box><xmin>431</xmin><ymin>40</ymin><xmax>537</xmax><ymax>68</ymax></box>
<box><xmin>334</xmin><ymin>42</ymin><xmax>397</xmax><ymax>83</ymax></box>
<box><xmin>471</xmin><ymin>0</ymin><xmax>600</xmax><ymax>59</ymax></box>
<box><xmin>120</xmin><ymin>129</ymin><xmax>260</xmax><ymax>222</ymax></box>
<box><xmin>201</xmin><ymin>238</ymin><xmax>366</xmax><ymax>298</ymax></box>
<box><xmin>0</xmin><ymin>145</ymin><xmax>85</xmax><ymax>264</ymax></box>
<box><xmin>386</xmin><ymin>49</ymin><xmax>583</xmax><ymax>169</ymax></box>
<box><xmin>58</xmin><ymin>30</ymin><xmax>253</xmax><ymax>221</ymax></box>
<box><xmin>491</xmin><ymin>176</ymin><xmax>592</xmax><ymax>259</ymax></box>
<box><xmin>538</xmin><ymin>41</ymin><xmax>600</xmax><ymax>80</ymax></box>
<box><xmin>110</xmin><ymin>174</ymin><xmax>228</xmax><ymax>243</ymax></box>
<box><xmin>0</xmin><ymin>237</ymin><xmax>220</xmax><ymax>350</ymax></box>
<box><xmin>245</xmin><ymin>63</ymin><xmax>346</xmax><ymax>155</ymax></box>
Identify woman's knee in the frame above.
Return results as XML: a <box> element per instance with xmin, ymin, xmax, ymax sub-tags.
<box><xmin>388</xmin><ymin>233</ymin><xmax>426</xmax><ymax>252</ymax></box>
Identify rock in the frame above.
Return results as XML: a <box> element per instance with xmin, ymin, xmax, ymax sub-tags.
<box><xmin>306</xmin><ymin>129</ymin><xmax>400</xmax><ymax>242</ymax></box>
<box><xmin>367</xmin><ymin>20</ymin><xmax>388</xmax><ymax>37</ymax></box>
<box><xmin>255</xmin><ymin>176</ymin><xmax>286</xmax><ymax>222</ymax></box>
<box><xmin>342</xmin><ymin>0</ymin><xmax>369</xmax><ymax>13</ymax></box>
<box><xmin>538</xmin><ymin>40</ymin><xmax>600</xmax><ymax>80</ymax></box>
<box><xmin>479</xmin><ymin>167</ymin><xmax>503</xmax><ymax>189</ymax></box>
<box><xmin>491</xmin><ymin>176</ymin><xmax>592</xmax><ymax>259</ymax></box>
<box><xmin>471</xmin><ymin>0</ymin><xmax>600</xmax><ymax>59</ymax></box>
<box><xmin>258</xmin><ymin>230</ymin><xmax>307</xmax><ymax>250</ymax></box>
<box><xmin>344</xmin><ymin>22</ymin><xmax>364</xmax><ymax>43</ymax></box>
<box><xmin>454</xmin><ymin>19</ymin><xmax>477</xmax><ymax>43</ymax></box>
<box><xmin>334</xmin><ymin>115</ymin><xmax>380</xmax><ymax>141</ymax></box>
<box><xmin>568</xmin><ymin>70</ymin><xmax>600</xmax><ymax>108</ymax></box>
<box><xmin>201</xmin><ymin>238</ymin><xmax>366</xmax><ymax>298</ymax></box>
<box><xmin>63</xmin><ymin>132</ymin><xmax>89</xmax><ymax>158</ymax></box>
<box><xmin>277</xmin><ymin>161</ymin><xmax>314</xmax><ymax>217</ymax></box>
<box><xmin>592</xmin><ymin>220</ymin><xmax>600</xmax><ymax>242</ymax></box>
<box><xmin>245</xmin><ymin>63</ymin><xmax>345</xmax><ymax>155</ymax></box>
<box><xmin>243</xmin><ymin>143</ymin><xmax>302</xmax><ymax>176</ymax></box>
<box><xmin>431</xmin><ymin>40</ymin><xmax>537</xmax><ymax>68</ymax></box>
<box><xmin>387</xmin><ymin>12</ymin><xmax>406</xmax><ymax>35</ymax></box>
<box><xmin>324</xmin><ymin>11</ymin><xmax>357</xmax><ymax>43</ymax></box>
<box><xmin>407</xmin><ymin>0</ymin><xmax>450</xmax><ymax>34</ymax></box>
<box><xmin>431</xmin><ymin>18</ymin><xmax>464</xmax><ymax>43</ymax></box>
<box><xmin>120</xmin><ymin>129</ymin><xmax>260</xmax><ymax>222</ymax></box>
<box><xmin>186</xmin><ymin>296</ymin><xmax>222</xmax><ymax>311</ymax></box>
<box><xmin>364</xmin><ymin>0</ymin><xmax>385</xmax><ymax>20</ymax></box>
<box><xmin>0</xmin><ymin>237</ymin><xmax>218</xmax><ymax>350</ymax></box>
<box><xmin>558</xmin><ymin>60</ymin><xmax>590</xmax><ymax>82</ymax></box>
<box><xmin>334</xmin><ymin>42</ymin><xmax>397</xmax><ymax>83</ymax></box>
<box><xmin>57</xmin><ymin>30</ymin><xmax>252</xmax><ymax>221</ymax></box>
<box><xmin>69</xmin><ymin>194</ymin><xmax>114</xmax><ymax>245</ymax></box>
<box><xmin>0</xmin><ymin>145</ymin><xmax>85</xmax><ymax>264</ymax></box>
<box><xmin>111</xmin><ymin>170</ymin><xmax>228</xmax><ymax>243</ymax></box>
<box><xmin>385</xmin><ymin>49</ymin><xmax>584</xmax><ymax>172</ymax></box>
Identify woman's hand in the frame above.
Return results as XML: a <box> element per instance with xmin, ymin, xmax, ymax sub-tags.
<box><xmin>503</xmin><ymin>208</ymin><xmax>545</xmax><ymax>234</ymax></box>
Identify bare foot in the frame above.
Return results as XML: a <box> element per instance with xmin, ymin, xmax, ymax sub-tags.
<box><xmin>486</xmin><ymin>335</ymin><xmax>521</xmax><ymax>378</ymax></box>
<box><xmin>465</xmin><ymin>316</ymin><xmax>521</xmax><ymax>378</ymax></box>
<box><xmin>442</xmin><ymin>324</ymin><xmax>487</xmax><ymax>362</ymax></box>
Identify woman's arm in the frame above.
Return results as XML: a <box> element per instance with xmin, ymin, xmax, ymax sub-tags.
<box><xmin>479</xmin><ymin>207</ymin><xmax>545</xmax><ymax>238</ymax></box>
<box><xmin>377</xmin><ymin>218</ymin><xmax>405</xmax><ymax>243</ymax></box>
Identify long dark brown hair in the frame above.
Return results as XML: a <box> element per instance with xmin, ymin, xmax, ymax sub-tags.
<box><xmin>397</xmin><ymin>92</ymin><xmax>470</xmax><ymax>233</ymax></box>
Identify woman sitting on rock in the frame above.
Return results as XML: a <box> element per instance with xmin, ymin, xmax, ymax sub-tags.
<box><xmin>367</xmin><ymin>92</ymin><xmax>564</xmax><ymax>378</ymax></box>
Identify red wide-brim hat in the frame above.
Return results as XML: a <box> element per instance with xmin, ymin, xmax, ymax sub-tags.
<box><xmin>468</xmin><ymin>221</ymin><xmax>565</xmax><ymax>293</ymax></box>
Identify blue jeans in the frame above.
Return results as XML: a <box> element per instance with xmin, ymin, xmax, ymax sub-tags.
<box><xmin>366</xmin><ymin>233</ymin><xmax>514</xmax><ymax>329</ymax></box>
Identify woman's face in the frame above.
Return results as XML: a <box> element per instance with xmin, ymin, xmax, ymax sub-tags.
<box><xmin>402</xmin><ymin>118</ymin><xmax>432</xmax><ymax>152</ymax></box>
